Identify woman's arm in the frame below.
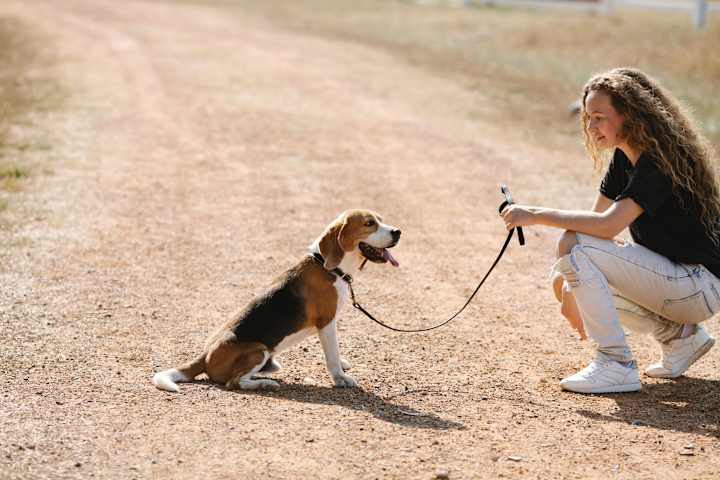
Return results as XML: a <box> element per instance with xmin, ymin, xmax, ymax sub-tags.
<box><xmin>501</xmin><ymin>197</ymin><xmax>643</xmax><ymax>239</ymax></box>
<box><xmin>591</xmin><ymin>192</ymin><xmax>614</xmax><ymax>213</ymax></box>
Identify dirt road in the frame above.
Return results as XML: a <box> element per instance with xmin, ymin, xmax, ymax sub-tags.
<box><xmin>1</xmin><ymin>1</ymin><xmax>718</xmax><ymax>478</ymax></box>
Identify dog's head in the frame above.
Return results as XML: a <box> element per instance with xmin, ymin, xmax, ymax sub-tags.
<box><xmin>317</xmin><ymin>209</ymin><xmax>401</xmax><ymax>270</ymax></box>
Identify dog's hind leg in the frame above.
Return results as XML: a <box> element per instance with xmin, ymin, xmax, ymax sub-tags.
<box><xmin>259</xmin><ymin>356</ymin><xmax>282</xmax><ymax>373</ymax></box>
<box><xmin>225</xmin><ymin>349</ymin><xmax>280</xmax><ymax>390</ymax></box>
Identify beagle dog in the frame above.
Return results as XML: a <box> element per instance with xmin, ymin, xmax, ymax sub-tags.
<box><xmin>152</xmin><ymin>209</ymin><xmax>401</xmax><ymax>391</ymax></box>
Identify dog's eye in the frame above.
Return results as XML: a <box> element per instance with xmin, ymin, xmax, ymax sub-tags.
<box><xmin>364</xmin><ymin>220</ymin><xmax>376</xmax><ymax>227</ymax></box>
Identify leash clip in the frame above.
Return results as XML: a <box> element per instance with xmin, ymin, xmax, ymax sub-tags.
<box><xmin>349</xmin><ymin>284</ymin><xmax>362</xmax><ymax>309</ymax></box>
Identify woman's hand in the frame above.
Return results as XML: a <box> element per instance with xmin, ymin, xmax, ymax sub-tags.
<box><xmin>561</xmin><ymin>286</ymin><xmax>587</xmax><ymax>341</ymax></box>
<box><xmin>499</xmin><ymin>204</ymin><xmax>536</xmax><ymax>231</ymax></box>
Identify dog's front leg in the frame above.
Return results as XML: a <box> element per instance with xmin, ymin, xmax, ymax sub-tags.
<box><xmin>318</xmin><ymin>319</ymin><xmax>357</xmax><ymax>388</ymax></box>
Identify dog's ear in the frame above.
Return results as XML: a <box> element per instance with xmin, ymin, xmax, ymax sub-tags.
<box><xmin>319</xmin><ymin>218</ymin><xmax>351</xmax><ymax>270</ymax></box>
<box><xmin>338</xmin><ymin>219</ymin><xmax>355</xmax><ymax>253</ymax></box>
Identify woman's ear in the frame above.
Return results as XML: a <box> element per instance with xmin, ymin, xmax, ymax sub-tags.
<box><xmin>319</xmin><ymin>220</ymin><xmax>347</xmax><ymax>270</ymax></box>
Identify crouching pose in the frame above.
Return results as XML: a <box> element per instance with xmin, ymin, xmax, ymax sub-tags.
<box><xmin>500</xmin><ymin>67</ymin><xmax>719</xmax><ymax>393</ymax></box>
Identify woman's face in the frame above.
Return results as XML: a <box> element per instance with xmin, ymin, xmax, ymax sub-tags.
<box><xmin>585</xmin><ymin>90</ymin><xmax>625</xmax><ymax>150</ymax></box>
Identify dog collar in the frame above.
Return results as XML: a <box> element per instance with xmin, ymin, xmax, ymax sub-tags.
<box><xmin>310</xmin><ymin>252</ymin><xmax>354</xmax><ymax>284</ymax></box>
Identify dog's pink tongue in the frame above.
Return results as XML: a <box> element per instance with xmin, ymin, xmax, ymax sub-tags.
<box><xmin>383</xmin><ymin>249</ymin><xmax>399</xmax><ymax>267</ymax></box>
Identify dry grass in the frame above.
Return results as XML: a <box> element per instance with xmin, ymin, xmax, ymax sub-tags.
<box><xmin>0</xmin><ymin>17</ymin><xmax>63</xmax><ymax>198</ymax></box>
<box><xmin>193</xmin><ymin>0</ymin><xmax>720</xmax><ymax>149</ymax></box>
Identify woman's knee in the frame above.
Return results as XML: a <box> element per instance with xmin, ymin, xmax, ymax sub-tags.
<box><xmin>555</xmin><ymin>230</ymin><xmax>578</xmax><ymax>258</ymax></box>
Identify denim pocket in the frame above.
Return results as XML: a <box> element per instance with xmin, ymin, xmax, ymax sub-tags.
<box><xmin>661</xmin><ymin>290</ymin><xmax>713</xmax><ymax>324</ymax></box>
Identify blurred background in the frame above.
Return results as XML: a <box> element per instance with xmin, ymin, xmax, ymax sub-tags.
<box><xmin>226</xmin><ymin>0</ymin><xmax>720</xmax><ymax>152</ymax></box>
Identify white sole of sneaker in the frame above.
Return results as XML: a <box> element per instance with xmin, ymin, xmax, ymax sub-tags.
<box><xmin>561</xmin><ymin>382</ymin><xmax>642</xmax><ymax>394</ymax></box>
<box><xmin>645</xmin><ymin>337</ymin><xmax>715</xmax><ymax>379</ymax></box>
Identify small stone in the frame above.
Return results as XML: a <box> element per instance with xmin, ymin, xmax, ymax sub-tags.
<box><xmin>507</xmin><ymin>456</ymin><xmax>522</xmax><ymax>462</ymax></box>
<box><xmin>434</xmin><ymin>467</ymin><xmax>449</xmax><ymax>479</ymax></box>
<box><xmin>75</xmin><ymin>462</ymin><xmax>82</xmax><ymax>468</ymax></box>
<box><xmin>684</xmin><ymin>444</ymin><xmax>696</xmax><ymax>450</ymax></box>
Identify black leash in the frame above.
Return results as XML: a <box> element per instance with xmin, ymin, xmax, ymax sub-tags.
<box><xmin>347</xmin><ymin>185</ymin><xmax>525</xmax><ymax>333</ymax></box>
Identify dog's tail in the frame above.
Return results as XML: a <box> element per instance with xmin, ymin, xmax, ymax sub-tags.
<box><xmin>152</xmin><ymin>354</ymin><xmax>207</xmax><ymax>393</ymax></box>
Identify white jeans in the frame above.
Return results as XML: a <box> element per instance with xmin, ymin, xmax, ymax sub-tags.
<box><xmin>552</xmin><ymin>233</ymin><xmax>720</xmax><ymax>362</ymax></box>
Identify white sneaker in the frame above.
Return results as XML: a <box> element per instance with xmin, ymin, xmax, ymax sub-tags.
<box><xmin>560</xmin><ymin>355</ymin><xmax>641</xmax><ymax>393</ymax></box>
<box><xmin>645</xmin><ymin>325</ymin><xmax>715</xmax><ymax>379</ymax></box>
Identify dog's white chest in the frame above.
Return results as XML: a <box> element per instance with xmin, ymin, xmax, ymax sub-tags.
<box><xmin>334</xmin><ymin>277</ymin><xmax>350</xmax><ymax>309</ymax></box>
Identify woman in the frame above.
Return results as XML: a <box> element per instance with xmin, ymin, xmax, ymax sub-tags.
<box><xmin>500</xmin><ymin>67</ymin><xmax>720</xmax><ymax>393</ymax></box>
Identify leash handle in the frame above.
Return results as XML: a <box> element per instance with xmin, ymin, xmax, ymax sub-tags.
<box><xmin>499</xmin><ymin>184</ymin><xmax>524</xmax><ymax>246</ymax></box>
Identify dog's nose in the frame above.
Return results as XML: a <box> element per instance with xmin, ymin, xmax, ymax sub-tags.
<box><xmin>391</xmin><ymin>229</ymin><xmax>401</xmax><ymax>241</ymax></box>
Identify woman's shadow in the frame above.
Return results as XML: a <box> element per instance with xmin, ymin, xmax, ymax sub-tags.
<box><xmin>217</xmin><ymin>380</ymin><xmax>465</xmax><ymax>431</ymax></box>
<box><xmin>575</xmin><ymin>377</ymin><xmax>720</xmax><ymax>438</ymax></box>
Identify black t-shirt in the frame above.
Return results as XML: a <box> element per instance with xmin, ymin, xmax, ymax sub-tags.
<box><xmin>599</xmin><ymin>148</ymin><xmax>720</xmax><ymax>278</ymax></box>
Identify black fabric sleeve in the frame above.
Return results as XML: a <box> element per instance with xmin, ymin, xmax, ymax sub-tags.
<box><xmin>599</xmin><ymin>152</ymin><xmax>624</xmax><ymax>200</ymax></box>
<box><xmin>616</xmin><ymin>155</ymin><xmax>673</xmax><ymax>217</ymax></box>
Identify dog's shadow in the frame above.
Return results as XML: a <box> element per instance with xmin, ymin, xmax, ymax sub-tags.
<box><xmin>204</xmin><ymin>379</ymin><xmax>464</xmax><ymax>431</ymax></box>
<box><xmin>575</xmin><ymin>377</ymin><xmax>720</xmax><ymax>438</ymax></box>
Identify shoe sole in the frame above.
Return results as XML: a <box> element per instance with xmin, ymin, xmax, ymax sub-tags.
<box><xmin>561</xmin><ymin>382</ymin><xmax>642</xmax><ymax>394</ymax></box>
<box><xmin>645</xmin><ymin>337</ymin><xmax>715</xmax><ymax>379</ymax></box>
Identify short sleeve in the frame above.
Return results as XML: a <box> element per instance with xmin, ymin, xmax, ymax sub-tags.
<box><xmin>599</xmin><ymin>150</ymin><xmax>626</xmax><ymax>200</ymax></box>
<box><xmin>616</xmin><ymin>155</ymin><xmax>673</xmax><ymax>217</ymax></box>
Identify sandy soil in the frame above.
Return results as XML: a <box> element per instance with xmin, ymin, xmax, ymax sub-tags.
<box><xmin>1</xmin><ymin>1</ymin><xmax>719</xmax><ymax>479</ymax></box>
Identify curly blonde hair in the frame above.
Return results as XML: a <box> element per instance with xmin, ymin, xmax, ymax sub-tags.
<box><xmin>581</xmin><ymin>67</ymin><xmax>720</xmax><ymax>243</ymax></box>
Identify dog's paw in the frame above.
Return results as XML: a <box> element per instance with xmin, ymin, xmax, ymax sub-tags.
<box><xmin>332</xmin><ymin>373</ymin><xmax>357</xmax><ymax>388</ymax></box>
<box><xmin>257</xmin><ymin>379</ymin><xmax>280</xmax><ymax>389</ymax></box>
<box><xmin>340</xmin><ymin>358</ymin><xmax>351</xmax><ymax>371</ymax></box>
<box><xmin>232</xmin><ymin>378</ymin><xmax>280</xmax><ymax>390</ymax></box>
